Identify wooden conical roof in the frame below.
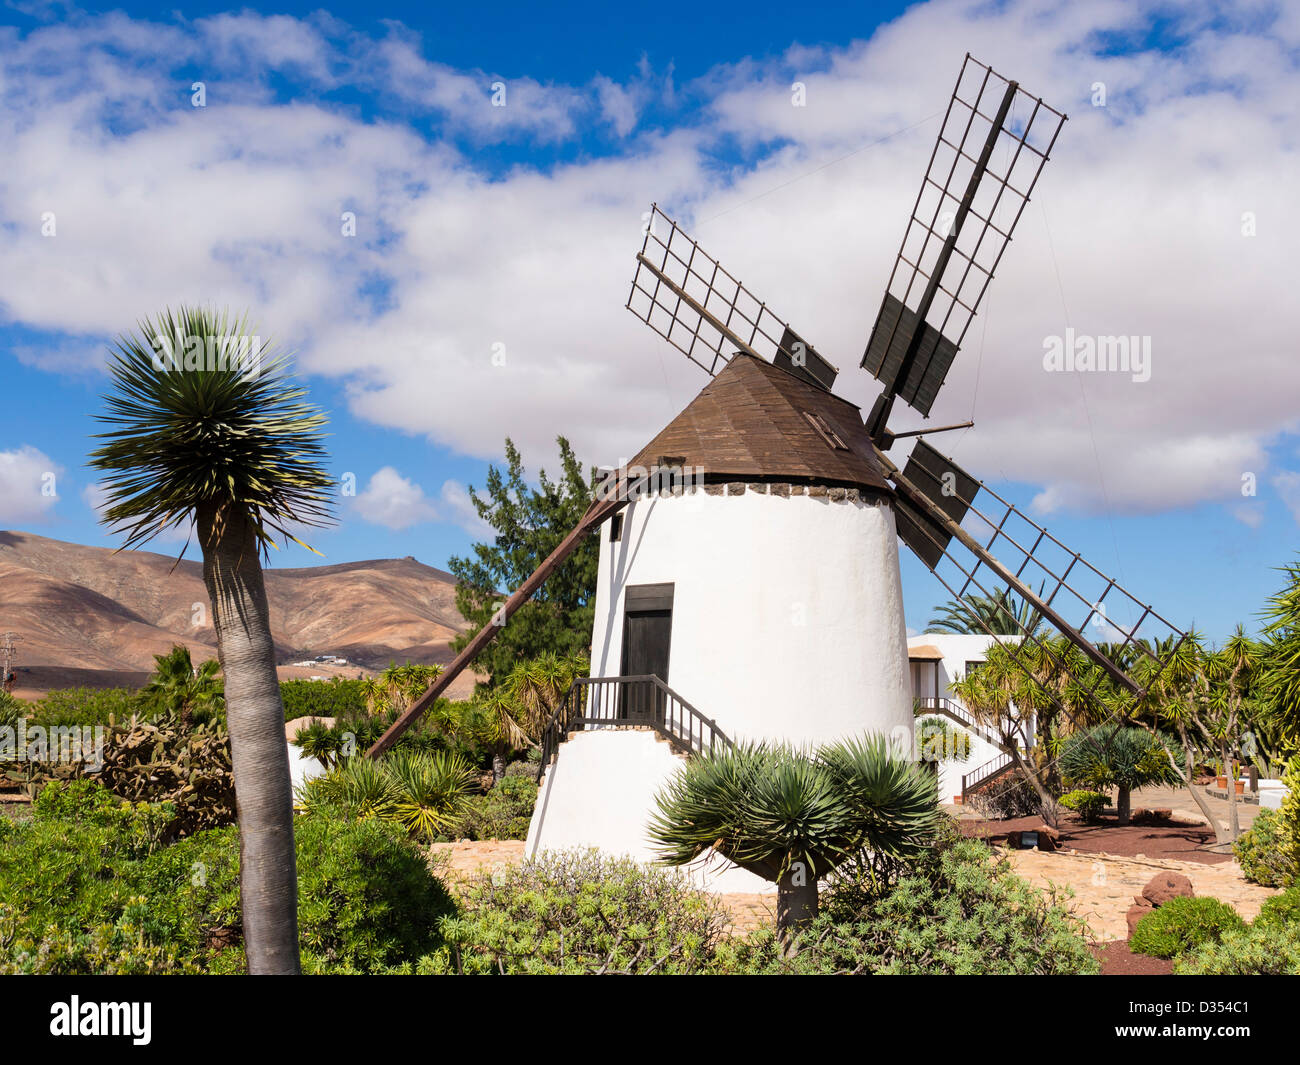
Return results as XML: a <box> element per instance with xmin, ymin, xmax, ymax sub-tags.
<box><xmin>631</xmin><ymin>352</ymin><xmax>892</xmax><ymax>495</ymax></box>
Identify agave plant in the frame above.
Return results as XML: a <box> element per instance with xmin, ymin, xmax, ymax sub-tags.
<box><xmin>298</xmin><ymin>750</ymin><xmax>476</xmax><ymax>843</ymax></box>
<box><xmin>89</xmin><ymin>306</ymin><xmax>332</xmax><ymax>974</ymax></box>
<box><xmin>649</xmin><ymin>734</ymin><xmax>941</xmax><ymax>950</ymax></box>
<box><xmin>386</xmin><ymin>748</ymin><xmax>477</xmax><ymax>842</ymax></box>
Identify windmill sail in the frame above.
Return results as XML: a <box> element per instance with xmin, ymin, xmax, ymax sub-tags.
<box><xmin>878</xmin><ymin>438</ymin><xmax>1188</xmax><ymax>710</ymax></box>
<box><xmin>627</xmin><ymin>204</ymin><xmax>839</xmax><ymax>390</ymax></box>
<box><xmin>863</xmin><ymin>55</ymin><xmax>1067</xmax><ymax>420</ymax></box>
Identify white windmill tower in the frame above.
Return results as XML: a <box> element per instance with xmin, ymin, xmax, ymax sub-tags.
<box><xmin>369</xmin><ymin>56</ymin><xmax>1188</xmax><ymax>892</ymax></box>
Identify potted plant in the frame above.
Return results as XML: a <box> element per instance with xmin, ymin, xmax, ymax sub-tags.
<box><xmin>1215</xmin><ymin>759</ymin><xmax>1227</xmax><ymax>790</ymax></box>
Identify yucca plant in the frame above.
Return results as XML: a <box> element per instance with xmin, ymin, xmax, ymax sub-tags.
<box><xmin>89</xmin><ymin>306</ymin><xmax>333</xmax><ymax>974</ymax></box>
<box><xmin>300</xmin><ymin>756</ymin><xmax>402</xmax><ymax>822</ymax></box>
<box><xmin>648</xmin><ymin>734</ymin><xmax>941</xmax><ymax>950</ymax></box>
<box><xmin>386</xmin><ymin>749</ymin><xmax>477</xmax><ymax>842</ymax></box>
<box><xmin>298</xmin><ymin>750</ymin><xmax>476</xmax><ymax>842</ymax></box>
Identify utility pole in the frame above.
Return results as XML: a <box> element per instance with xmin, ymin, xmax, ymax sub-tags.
<box><xmin>0</xmin><ymin>632</ymin><xmax>21</xmax><ymax>694</ymax></box>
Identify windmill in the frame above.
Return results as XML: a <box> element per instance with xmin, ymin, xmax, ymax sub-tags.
<box><xmin>368</xmin><ymin>55</ymin><xmax>1187</xmax><ymax>886</ymax></box>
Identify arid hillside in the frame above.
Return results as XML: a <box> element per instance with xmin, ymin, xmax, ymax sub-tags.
<box><xmin>0</xmin><ymin>530</ymin><xmax>478</xmax><ymax>698</ymax></box>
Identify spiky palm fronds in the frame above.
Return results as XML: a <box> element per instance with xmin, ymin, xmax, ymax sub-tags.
<box><xmin>386</xmin><ymin>749</ymin><xmax>477</xmax><ymax>842</ymax></box>
<box><xmin>649</xmin><ymin>735</ymin><xmax>941</xmax><ymax>883</ymax></box>
<box><xmin>88</xmin><ymin>306</ymin><xmax>334</xmax><ymax>553</ymax></box>
<box><xmin>818</xmin><ymin>734</ymin><xmax>945</xmax><ymax>859</ymax></box>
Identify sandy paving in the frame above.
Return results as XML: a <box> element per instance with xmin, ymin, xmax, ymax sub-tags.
<box><xmin>1006</xmin><ymin>847</ymin><xmax>1279</xmax><ymax>942</ymax></box>
<box><xmin>429</xmin><ymin>836</ymin><xmax>1279</xmax><ymax>942</ymax></box>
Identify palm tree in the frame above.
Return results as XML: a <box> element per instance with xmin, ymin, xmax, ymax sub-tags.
<box><xmin>1059</xmin><ymin>725</ymin><xmax>1183</xmax><ymax>824</ymax></box>
<box><xmin>89</xmin><ymin>306</ymin><xmax>333</xmax><ymax>974</ymax></box>
<box><xmin>926</xmin><ymin>584</ymin><xmax>1045</xmax><ymax>636</ymax></box>
<box><xmin>648</xmin><ymin>735</ymin><xmax>941</xmax><ymax>951</ymax></box>
<box><xmin>142</xmin><ymin>644</ymin><xmax>224</xmax><ymax>728</ymax></box>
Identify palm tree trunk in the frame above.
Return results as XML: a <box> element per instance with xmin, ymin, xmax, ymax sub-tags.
<box><xmin>1116</xmin><ymin>785</ymin><xmax>1132</xmax><ymax>825</ymax></box>
<box><xmin>198</xmin><ymin>503</ymin><xmax>300</xmax><ymax>975</ymax></box>
<box><xmin>492</xmin><ymin>744</ymin><xmax>507</xmax><ymax>784</ymax></box>
<box><xmin>775</xmin><ymin>866</ymin><xmax>818</xmax><ymax>956</ymax></box>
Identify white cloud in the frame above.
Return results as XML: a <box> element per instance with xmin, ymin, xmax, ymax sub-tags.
<box><xmin>439</xmin><ymin>479</ymin><xmax>493</xmax><ymax>538</ymax></box>
<box><xmin>1274</xmin><ymin>471</ymin><xmax>1300</xmax><ymax>527</ymax></box>
<box><xmin>352</xmin><ymin>467</ymin><xmax>441</xmax><ymax>530</ymax></box>
<box><xmin>1</xmin><ymin>0</ymin><xmax>1299</xmax><ymax>525</ymax></box>
<box><xmin>0</xmin><ymin>446</ymin><xmax>62</xmax><ymax>523</ymax></box>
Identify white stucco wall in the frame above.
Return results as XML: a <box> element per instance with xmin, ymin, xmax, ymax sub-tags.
<box><xmin>590</xmin><ymin>487</ymin><xmax>914</xmax><ymax>748</ymax></box>
<box><xmin>527</xmin><ymin>728</ymin><xmax>772</xmax><ymax>892</ymax></box>
<box><xmin>527</xmin><ymin>486</ymin><xmax>915</xmax><ymax>887</ymax></box>
<box><xmin>906</xmin><ymin>633</ymin><xmax>1026</xmax><ymax>802</ymax></box>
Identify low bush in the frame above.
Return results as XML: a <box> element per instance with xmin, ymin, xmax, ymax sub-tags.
<box><xmin>721</xmin><ymin>837</ymin><xmax>1099</xmax><ymax>975</ymax></box>
<box><xmin>1253</xmin><ymin>884</ymin><xmax>1300</xmax><ymax>929</ymax></box>
<box><xmin>297</xmin><ymin>750</ymin><xmax>476</xmax><ymax>843</ymax></box>
<box><xmin>24</xmin><ymin>687</ymin><xmax>149</xmax><ymax>727</ymax></box>
<box><xmin>967</xmin><ymin>772</ymin><xmax>1045</xmax><ymax>820</ymax></box>
<box><xmin>279</xmin><ymin>678</ymin><xmax>369</xmax><ymax>722</ymax></box>
<box><xmin>1174</xmin><ymin>921</ymin><xmax>1300</xmax><ymax>974</ymax></box>
<box><xmin>449</xmin><ymin>775</ymin><xmax>537</xmax><ymax>841</ymax></box>
<box><xmin>0</xmin><ymin>781</ymin><xmax>455</xmax><ymax>973</ymax></box>
<box><xmin>1129</xmin><ymin>896</ymin><xmax>1246</xmax><ymax>959</ymax></box>
<box><xmin>1232</xmin><ymin>808</ymin><xmax>1297</xmax><ymax>888</ymax></box>
<box><xmin>1059</xmin><ymin>789</ymin><xmax>1108</xmax><ymax>822</ymax></box>
<box><xmin>426</xmin><ymin>850</ymin><xmax>728</xmax><ymax>974</ymax></box>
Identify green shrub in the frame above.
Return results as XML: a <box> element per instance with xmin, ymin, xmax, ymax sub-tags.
<box><xmin>25</xmin><ymin>687</ymin><xmax>151</xmax><ymax>727</ymax></box>
<box><xmin>1059</xmin><ymin>789</ymin><xmax>1108</xmax><ymax>822</ymax></box>
<box><xmin>1254</xmin><ymin>884</ymin><xmax>1300</xmax><ymax>928</ymax></box>
<box><xmin>428</xmin><ymin>849</ymin><xmax>727</xmax><ymax>974</ymax></box>
<box><xmin>1232</xmin><ymin>808</ymin><xmax>1297</xmax><ymax>888</ymax></box>
<box><xmin>299</xmin><ymin>750</ymin><xmax>476</xmax><ymax>842</ymax></box>
<box><xmin>722</xmin><ymin>838</ymin><xmax>1099</xmax><ymax>975</ymax></box>
<box><xmin>0</xmin><ymin>784</ymin><xmax>455</xmax><ymax>974</ymax></box>
<box><xmin>1130</xmin><ymin>896</ymin><xmax>1246</xmax><ymax>959</ymax></box>
<box><xmin>279</xmin><ymin>678</ymin><xmax>369</xmax><ymax>722</ymax></box>
<box><xmin>1174</xmin><ymin>921</ymin><xmax>1300</xmax><ymax>974</ymax></box>
<box><xmin>450</xmin><ymin>775</ymin><xmax>537</xmax><ymax>841</ymax></box>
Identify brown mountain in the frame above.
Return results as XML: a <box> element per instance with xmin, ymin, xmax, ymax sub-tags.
<box><xmin>0</xmin><ymin>530</ymin><xmax>479</xmax><ymax>699</ymax></box>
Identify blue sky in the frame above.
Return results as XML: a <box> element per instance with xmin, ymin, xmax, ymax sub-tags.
<box><xmin>2</xmin><ymin>0</ymin><xmax>1298</xmax><ymax>642</ymax></box>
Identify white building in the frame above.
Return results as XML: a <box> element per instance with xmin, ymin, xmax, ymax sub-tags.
<box><xmin>906</xmin><ymin>633</ymin><xmax>1026</xmax><ymax>804</ymax></box>
<box><xmin>527</xmin><ymin>353</ymin><xmax>917</xmax><ymax>892</ymax></box>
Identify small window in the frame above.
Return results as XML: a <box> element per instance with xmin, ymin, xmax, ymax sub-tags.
<box><xmin>609</xmin><ymin>514</ymin><xmax>624</xmax><ymax>542</ymax></box>
<box><xmin>803</xmin><ymin>411</ymin><xmax>848</xmax><ymax>450</ymax></box>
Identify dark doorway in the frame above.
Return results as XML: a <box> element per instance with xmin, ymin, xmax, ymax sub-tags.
<box><xmin>620</xmin><ymin>583</ymin><xmax>673</xmax><ymax>722</ymax></box>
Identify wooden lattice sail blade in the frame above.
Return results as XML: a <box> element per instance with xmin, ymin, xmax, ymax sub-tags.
<box><xmin>366</xmin><ymin>480</ymin><xmax>631</xmax><ymax>758</ymax></box>
<box><xmin>879</xmin><ymin>440</ymin><xmax>1187</xmax><ymax>701</ymax></box>
<box><xmin>627</xmin><ymin>204</ymin><xmax>838</xmax><ymax>389</ymax></box>
<box><xmin>862</xmin><ymin>55</ymin><xmax>1067</xmax><ymax>416</ymax></box>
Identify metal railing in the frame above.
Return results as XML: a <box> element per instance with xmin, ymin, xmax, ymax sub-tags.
<box><xmin>537</xmin><ymin>675</ymin><xmax>731</xmax><ymax>780</ymax></box>
<box><xmin>914</xmin><ymin>696</ymin><xmax>1002</xmax><ymax>747</ymax></box>
<box><xmin>961</xmin><ymin>750</ymin><xmax>1015</xmax><ymax>798</ymax></box>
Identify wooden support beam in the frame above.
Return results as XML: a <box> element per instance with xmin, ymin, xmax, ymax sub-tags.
<box><xmin>876</xmin><ymin>446</ymin><xmax>1140</xmax><ymax>695</ymax></box>
<box><xmin>366</xmin><ymin>481</ymin><xmax>630</xmax><ymax>758</ymax></box>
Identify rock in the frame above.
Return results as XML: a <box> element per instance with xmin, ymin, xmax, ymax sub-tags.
<box><xmin>1127</xmin><ymin>898</ymin><xmax>1154</xmax><ymax>937</ymax></box>
<box><xmin>1141</xmin><ymin>872</ymin><xmax>1194</xmax><ymax>907</ymax></box>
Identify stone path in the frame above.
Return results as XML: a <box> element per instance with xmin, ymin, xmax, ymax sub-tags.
<box><xmin>428</xmin><ymin>834</ymin><xmax>1279</xmax><ymax>943</ymax></box>
<box><xmin>1006</xmin><ymin>847</ymin><xmax>1278</xmax><ymax>942</ymax></box>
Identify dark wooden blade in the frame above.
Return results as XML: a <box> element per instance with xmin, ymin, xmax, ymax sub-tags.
<box><xmin>366</xmin><ymin>480</ymin><xmax>629</xmax><ymax>758</ymax></box>
<box><xmin>862</xmin><ymin>55</ymin><xmax>1067</xmax><ymax>417</ymax></box>
<box><xmin>626</xmin><ymin>204</ymin><xmax>838</xmax><ymax>390</ymax></box>
<box><xmin>877</xmin><ymin>442</ymin><xmax>1187</xmax><ymax>700</ymax></box>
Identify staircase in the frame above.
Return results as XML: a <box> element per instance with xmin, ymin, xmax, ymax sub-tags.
<box><xmin>537</xmin><ymin>675</ymin><xmax>730</xmax><ymax>781</ymax></box>
<box><xmin>914</xmin><ymin>697</ymin><xmax>1001</xmax><ymax>747</ymax></box>
<box><xmin>961</xmin><ymin>751</ymin><xmax>1017</xmax><ymax>800</ymax></box>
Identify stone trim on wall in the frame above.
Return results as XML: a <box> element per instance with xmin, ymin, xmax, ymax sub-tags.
<box><xmin>692</xmin><ymin>480</ymin><xmax>888</xmax><ymax>505</ymax></box>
